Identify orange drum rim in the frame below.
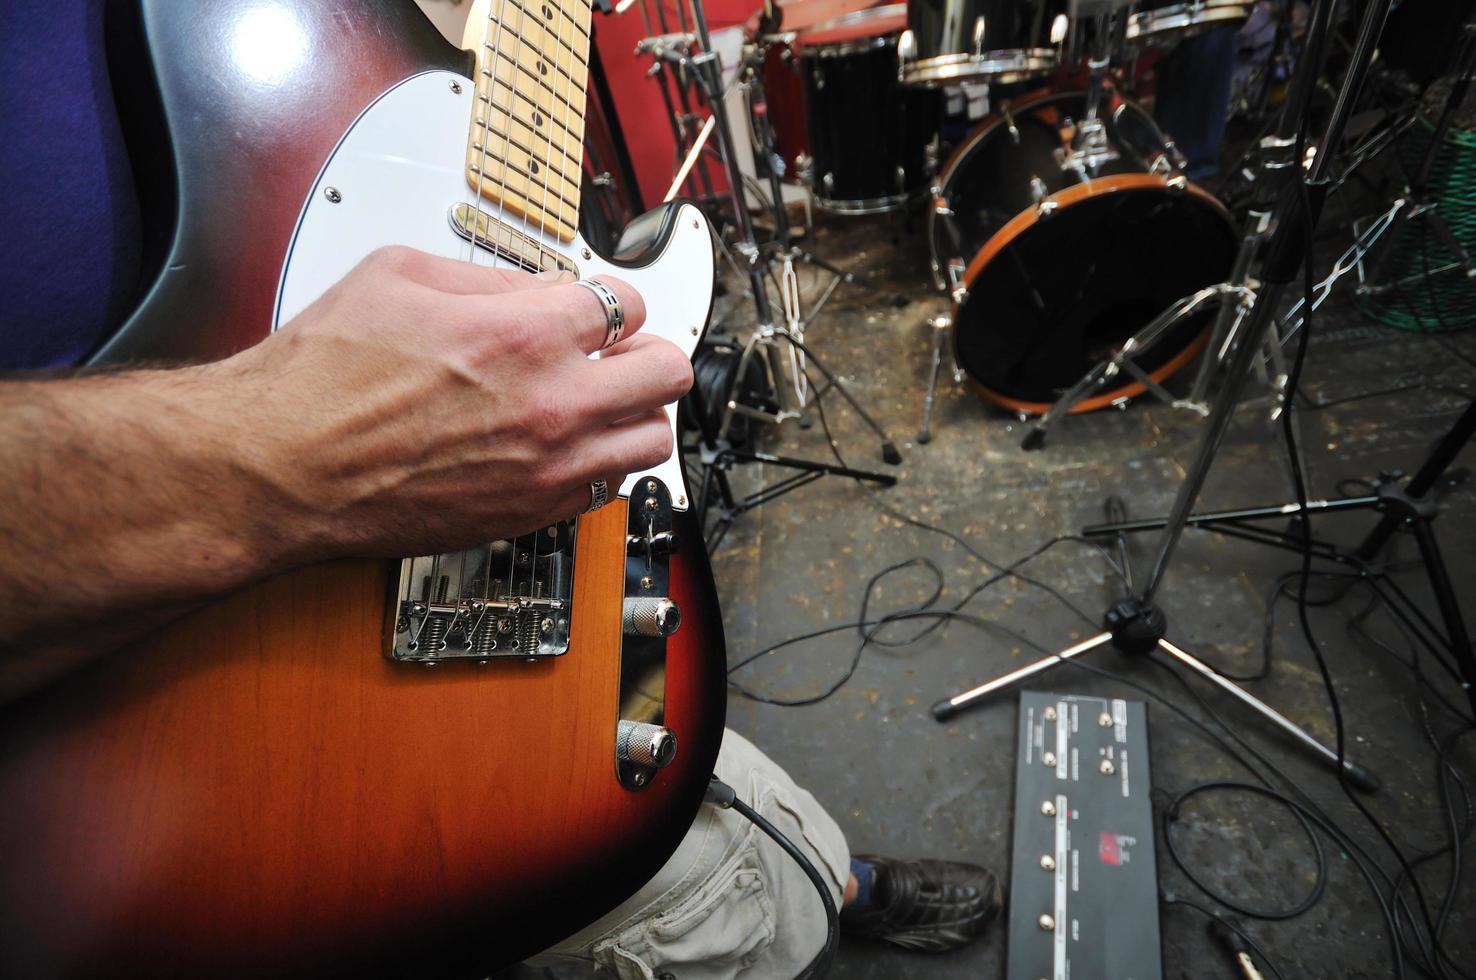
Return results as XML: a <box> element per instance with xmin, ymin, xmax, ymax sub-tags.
<box><xmin>966</xmin><ymin>331</ymin><xmax>1211</xmax><ymax>416</ymax></box>
<box><xmin>951</xmin><ymin>173</ymin><xmax>1233</xmax><ymax>416</ymax></box>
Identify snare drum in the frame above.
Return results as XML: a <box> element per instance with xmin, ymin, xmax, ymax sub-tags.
<box><xmin>1126</xmin><ymin>0</ymin><xmax>1252</xmax><ymax>47</ymax></box>
<box><xmin>796</xmin><ymin>6</ymin><xmax>943</xmax><ymax>213</ymax></box>
<box><xmin>930</xmin><ymin>90</ymin><xmax>1237</xmax><ymax>413</ymax></box>
<box><xmin>900</xmin><ymin>0</ymin><xmax>1070</xmax><ymax>88</ymax></box>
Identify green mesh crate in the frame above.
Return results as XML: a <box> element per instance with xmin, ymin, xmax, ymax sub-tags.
<box><xmin>1357</xmin><ymin>93</ymin><xmax>1476</xmax><ymax>332</ymax></box>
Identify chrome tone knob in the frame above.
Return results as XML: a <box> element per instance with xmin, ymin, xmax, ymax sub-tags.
<box><xmin>617</xmin><ymin>721</ymin><xmax>678</xmax><ymax>769</ymax></box>
<box><xmin>624</xmin><ymin>597</ymin><xmax>681</xmax><ymax>637</ymax></box>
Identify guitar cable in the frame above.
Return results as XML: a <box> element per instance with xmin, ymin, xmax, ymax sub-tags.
<box><xmin>705</xmin><ymin>777</ymin><xmax>839</xmax><ymax>980</ymax></box>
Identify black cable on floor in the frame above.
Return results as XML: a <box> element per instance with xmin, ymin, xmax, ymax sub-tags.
<box><xmin>1161</xmin><ymin>895</ymin><xmax>1291</xmax><ymax>980</ymax></box>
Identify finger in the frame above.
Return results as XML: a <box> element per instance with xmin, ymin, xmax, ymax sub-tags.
<box><xmin>503</xmin><ymin>275</ymin><xmax>647</xmax><ymax>354</ymax></box>
<box><xmin>577</xmin><ymin>337</ymin><xmax>693</xmax><ymax>424</ymax></box>
<box><xmin>553</xmin><ymin>469</ymin><xmax>630</xmax><ymax>523</ymax></box>
<box><xmin>365</xmin><ymin>245</ymin><xmax>574</xmax><ymax>295</ymax></box>
<box><xmin>598</xmin><ymin>331</ymin><xmax>666</xmax><ymax>359</ymax></box>
<box><xmin>567</xmin><ymin>409</ymin><xmax>674</xmax><ymax>486</ymax></box>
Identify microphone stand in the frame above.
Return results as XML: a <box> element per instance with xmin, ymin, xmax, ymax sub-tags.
<box><xmin>934</xmin><ymin>0</ymin><xmax>1396</xmax><ymax>792</ymax></box>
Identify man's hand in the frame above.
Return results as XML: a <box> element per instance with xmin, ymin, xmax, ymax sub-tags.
<box><xmin>0</xmin><ymin>247</ymin><xmax>694</xmax><ymax>699</ymax></box>
<box><xmin>220</xmin><ymin>246</ymin><xmax>692</xmax><ymax>560</ymax></box>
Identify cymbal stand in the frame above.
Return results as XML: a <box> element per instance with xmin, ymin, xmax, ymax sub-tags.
<box><xmin>936</xmin><ymin>0</ymin><xmax>1395</xmax><ymax>791</ymax></box>
<box><xmin>735</xmin><ymin>32</ymin><xmax>856</xmax><ymax>410</ymax></box>
<box><xmin>670</xmin><ymin>0</ymin><xmax>900</xmax><ymax>548</ymax></box>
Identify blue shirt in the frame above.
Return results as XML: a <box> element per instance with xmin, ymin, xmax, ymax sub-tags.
<box><xmin>0</xmin><ymin>0</ymin><xmax>142</xmax><ymax>370</ymax></box>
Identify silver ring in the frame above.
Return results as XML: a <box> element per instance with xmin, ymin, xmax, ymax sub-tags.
<box><xmin>575</xmin><ymin>278</ymin><xmax>625</xmax><ymax>351</ymax></box>
<box><xmin>585</xmin><ymin>479</ymin><xmax>610</xmax><ymax>513</ymax></box>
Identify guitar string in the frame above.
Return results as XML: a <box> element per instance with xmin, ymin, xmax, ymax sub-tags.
<box><xmin>519</xmin><ymin>0</ymin><xmax>571</xmax><ymax>622</ymax></box>
<box><xmin>410</xmin><ymin>13</ymin><xmax>490</xmax><ymax>643</ymax></box>
<box><xmin>537</xmin><ymin>0</ymin><xmax>585</xmax><ymax>635</ymax></box>
<box><xmin>494</xmin><ymin>0</ymin><xmax>538</xmax><ymax>635</ymax></box>
<box><xmin>483</xmin><ymin>0</ymin><xmax>521</xmax><ymax>645</ymax></box>
<box><xmin>449</xmin><ymin>0</ymin><xmax>510</xmax><ymax>652</ymax></box>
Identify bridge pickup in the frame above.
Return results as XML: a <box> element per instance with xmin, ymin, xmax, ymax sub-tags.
<box><xmin>389</xmin><ymin>523</ymin><xmax>575</xmax><ymax>664</ymax></box>
<box><xmin>448</xmin><ymin>203</ymin><xmax>580</xmax><ymax>275</ymax></box>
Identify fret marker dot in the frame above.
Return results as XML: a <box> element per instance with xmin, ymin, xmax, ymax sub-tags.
<box><xmin>537</xmin><ymin>61</ymin><xmax>548</xmax><ymax>76</ymax></box>
<box><xmin>533</xmin><ymin>111</ymin><xmax>544</xmax><ymax>127</ymax></box>
<box><xmin>542</xmin><ymin>3</ymin><xmax>553</xmax><ymax>17</ymax></box>
<box><xmin>530</xmin><ymin>160</ymin><xmax>540</xmax><ymax>174</ymax></box>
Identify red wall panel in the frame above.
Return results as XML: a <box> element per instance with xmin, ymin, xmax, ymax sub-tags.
<box><xmin>594</xmin><ymin>2</ymin><xmax>756</xmax><ymax>205</ymax></box>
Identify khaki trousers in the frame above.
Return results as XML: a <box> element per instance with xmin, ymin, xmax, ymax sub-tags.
<box><xmin>535</xmin><ymin>729</ymin><xmax>851</xmax><ymax>979</ymax></box>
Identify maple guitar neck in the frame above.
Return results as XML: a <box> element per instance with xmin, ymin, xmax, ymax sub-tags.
<box><xmin>464</xmin><ymin>0</ymin><xmax>593</xmax><ymax>242</ymax></box>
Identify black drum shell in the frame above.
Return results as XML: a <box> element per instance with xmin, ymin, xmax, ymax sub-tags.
<box><xmin>933</xmin><ymin>90</ymin><xmax>1238</xmax><ymax>410</ymax></box>
<box><xmin>903</xmin><ymin>0</ymin><xmax>1067</xmax><ymax>86</ymax></box>
<box><xmin>800</xmin><ymin>35</ymin><xmax>942</xmax><ymax>212</ymax></box>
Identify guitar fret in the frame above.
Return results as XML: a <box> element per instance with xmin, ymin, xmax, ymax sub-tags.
<box><xmin>475</xmin><ymin>93</ymin><xmax>580</xmax><ymax>176</ymax></box>
<box><xmin>471</xmin><ymin>126</ymin><xmax>581</xmax><ymax>199</ymax></box>
<box><xmin>488</xmin><ymin>9</ymin><xmax>588</xmax><ymax>72</ymax></box>
<box><xmin>500</xmin><ymin>0</ymin><xmax>590</xmax><ymax>53</ymax></box>
<box><xmin>466</xmin><ymin>0</ymin><xmax>592</xmax><ymax>243</ymax></box>
<box><xmin>484</xmin><ymin>45</ymin><xmax>586</xmax><ymax>118</ymax></box>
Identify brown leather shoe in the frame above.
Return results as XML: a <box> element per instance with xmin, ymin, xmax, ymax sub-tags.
<box><xmin>839</xmin><ymin>854</ymin><xmax>1004</xmax><ymax>953</ymax></box>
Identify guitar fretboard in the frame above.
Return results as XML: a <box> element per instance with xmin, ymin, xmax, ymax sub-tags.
<box><xmin>467</xmin><ymin>0</ymin><xmax>591</xmax><ymax>243</ymax></box>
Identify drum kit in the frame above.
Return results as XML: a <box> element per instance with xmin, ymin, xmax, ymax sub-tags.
<box><xmin>721</xmin><ymin>0</ymin><xmax>1271</xmax><ymax>445</ymax></box>
<box><xmin>627</xmin><ymin>0</ymin><xmax>1269</xmax><ymax>538</ymax></box>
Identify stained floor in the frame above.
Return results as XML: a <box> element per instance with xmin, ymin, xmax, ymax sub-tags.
<box><xmin>524</xmin><ymin>200</ymin><xmax>1476</xmax><ymax>979</ymax></box>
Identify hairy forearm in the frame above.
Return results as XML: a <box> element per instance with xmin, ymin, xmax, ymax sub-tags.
<box><xmin>0</xmin><ymin>362</ymin><xmax>296</xmax><ymax>700</ymax></box>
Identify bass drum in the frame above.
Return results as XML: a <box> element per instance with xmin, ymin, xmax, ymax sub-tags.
<box><xmin>931</xmin><ymin>90</ymin><xmax>1237</xmax><ymax>413</ymax></box>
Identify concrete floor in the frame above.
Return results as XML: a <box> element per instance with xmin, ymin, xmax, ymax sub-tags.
<box><xmin>532</xmin><ymin>206</ymin><xmax>1476</xmax><ymax>978</ymax></box>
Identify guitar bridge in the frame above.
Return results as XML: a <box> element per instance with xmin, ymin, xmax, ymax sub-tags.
<box><xmin>389</xmin><ymin>522</ymin><xmax>575</xmax><ymax>664</ymax></box>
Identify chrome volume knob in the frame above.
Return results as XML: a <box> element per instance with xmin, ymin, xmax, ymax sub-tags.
<box><xmin>623</xmin><ymin>597</ymin><xmax>681</xmax><ymax>637</ymax></box>
<box><xmin>617</xmin><ymin>720</ymin><xmax>678</xmax><ymax>769</ymax></box>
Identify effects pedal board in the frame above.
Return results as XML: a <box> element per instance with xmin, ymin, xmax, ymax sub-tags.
<box><xmin>1007</xmin><ymin>692</ymin><xmax>1162</xmax><ymax>980</ymax></box>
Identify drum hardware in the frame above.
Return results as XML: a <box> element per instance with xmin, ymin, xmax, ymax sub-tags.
<box><xmin>686</xmin><ymin>328</ymin><xmax>900</xmax><ymax>552</ymax></box>
<box><xmin>917</xmin><ymin>83</ymin><xmax>1239</xmax><ymax>440</ymax></box>
<box><xmin>936</xmin><ymin>0</ymin><xmax>1416</xmax><ymax>787</ymax></box>
<box><xmin>1355</xmin><ymin>15</ymin><xmax>1476</xmax><ymax>301</ymax></box>
<box><xmin>899</xmin><ymin>0</ymin><xmax>1072</xmax><ymax>89</ymax></box>
<box><xmin>1018</xmin><ymin>45</ymin><xmax>1432</xmax><ymax>452</ymax></box>
<box><xmin>660</xmin><ymin>0</ymin><xmax>900</xmax><ymax>550</ymax></box>
<box><xmin>917</xmin><ymin>313</ymin><xmax>966</xmax><ymax>444</ymax></box>
<box><xmin>630</xmin><ymin>0</ymin><xmax>722</xmax><ymax>208</ymax></box>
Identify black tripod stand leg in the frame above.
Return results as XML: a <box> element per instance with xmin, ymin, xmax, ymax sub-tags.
<box><xmin>785</xmin><ymin>334</ymin><xmax>902</xmax><ymax>465</ymax></box>
<box><xmin>1156</xmin><ymin>637</ymin><xmax>1380</xmax><ymax>792</ymax></box>
<box><xmin>1357</xmin><ymin>398</ymin><xmax>1476</xmax><ymax>560</ymax></box>
<box><xmin>1405</xmin><ymin>519</ymin><xmax>1476</xmax><ymax>715</ymax></box>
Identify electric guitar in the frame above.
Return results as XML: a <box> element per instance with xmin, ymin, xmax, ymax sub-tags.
<box><xmin>0</xmin><ymin>1</ymin><xmax>724</xmax><ymax>976</ymax></box>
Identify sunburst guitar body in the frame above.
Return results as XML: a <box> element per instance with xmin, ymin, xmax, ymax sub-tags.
<box><xmin>0</xmin><ymin>1</ymin><xmax>725</xmax><ymax>976</ymax></box>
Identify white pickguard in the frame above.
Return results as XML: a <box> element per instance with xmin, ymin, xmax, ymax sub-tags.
<box><xmin>275</xmin><ymin>70</ymin><xmax>713</xmax><ymax>509</ymax></box>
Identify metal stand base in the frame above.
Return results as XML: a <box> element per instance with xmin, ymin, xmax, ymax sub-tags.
<box><xmin>695</xmin><ymin>445</ymin><xmax>897</xmax><ymax>552</ymax></box>
<box><xmin>1084</xmin><ymin>397</ymin><xmax>1476</xmax><ymax>720</ymax></box>
<box><xmin>917</xmin><ymin>314</ymin><xmax>965</xmax><ymax>444</ymax></box>
<box><xmin>933</xmin><ymin>597</ymin><xmax>1381</xmax><ymax>791</ymax></box>
<box><xmin>1021</xmin><ymin>283</ymin><xmax>1260</xmax><ymax>451</ymax></box>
